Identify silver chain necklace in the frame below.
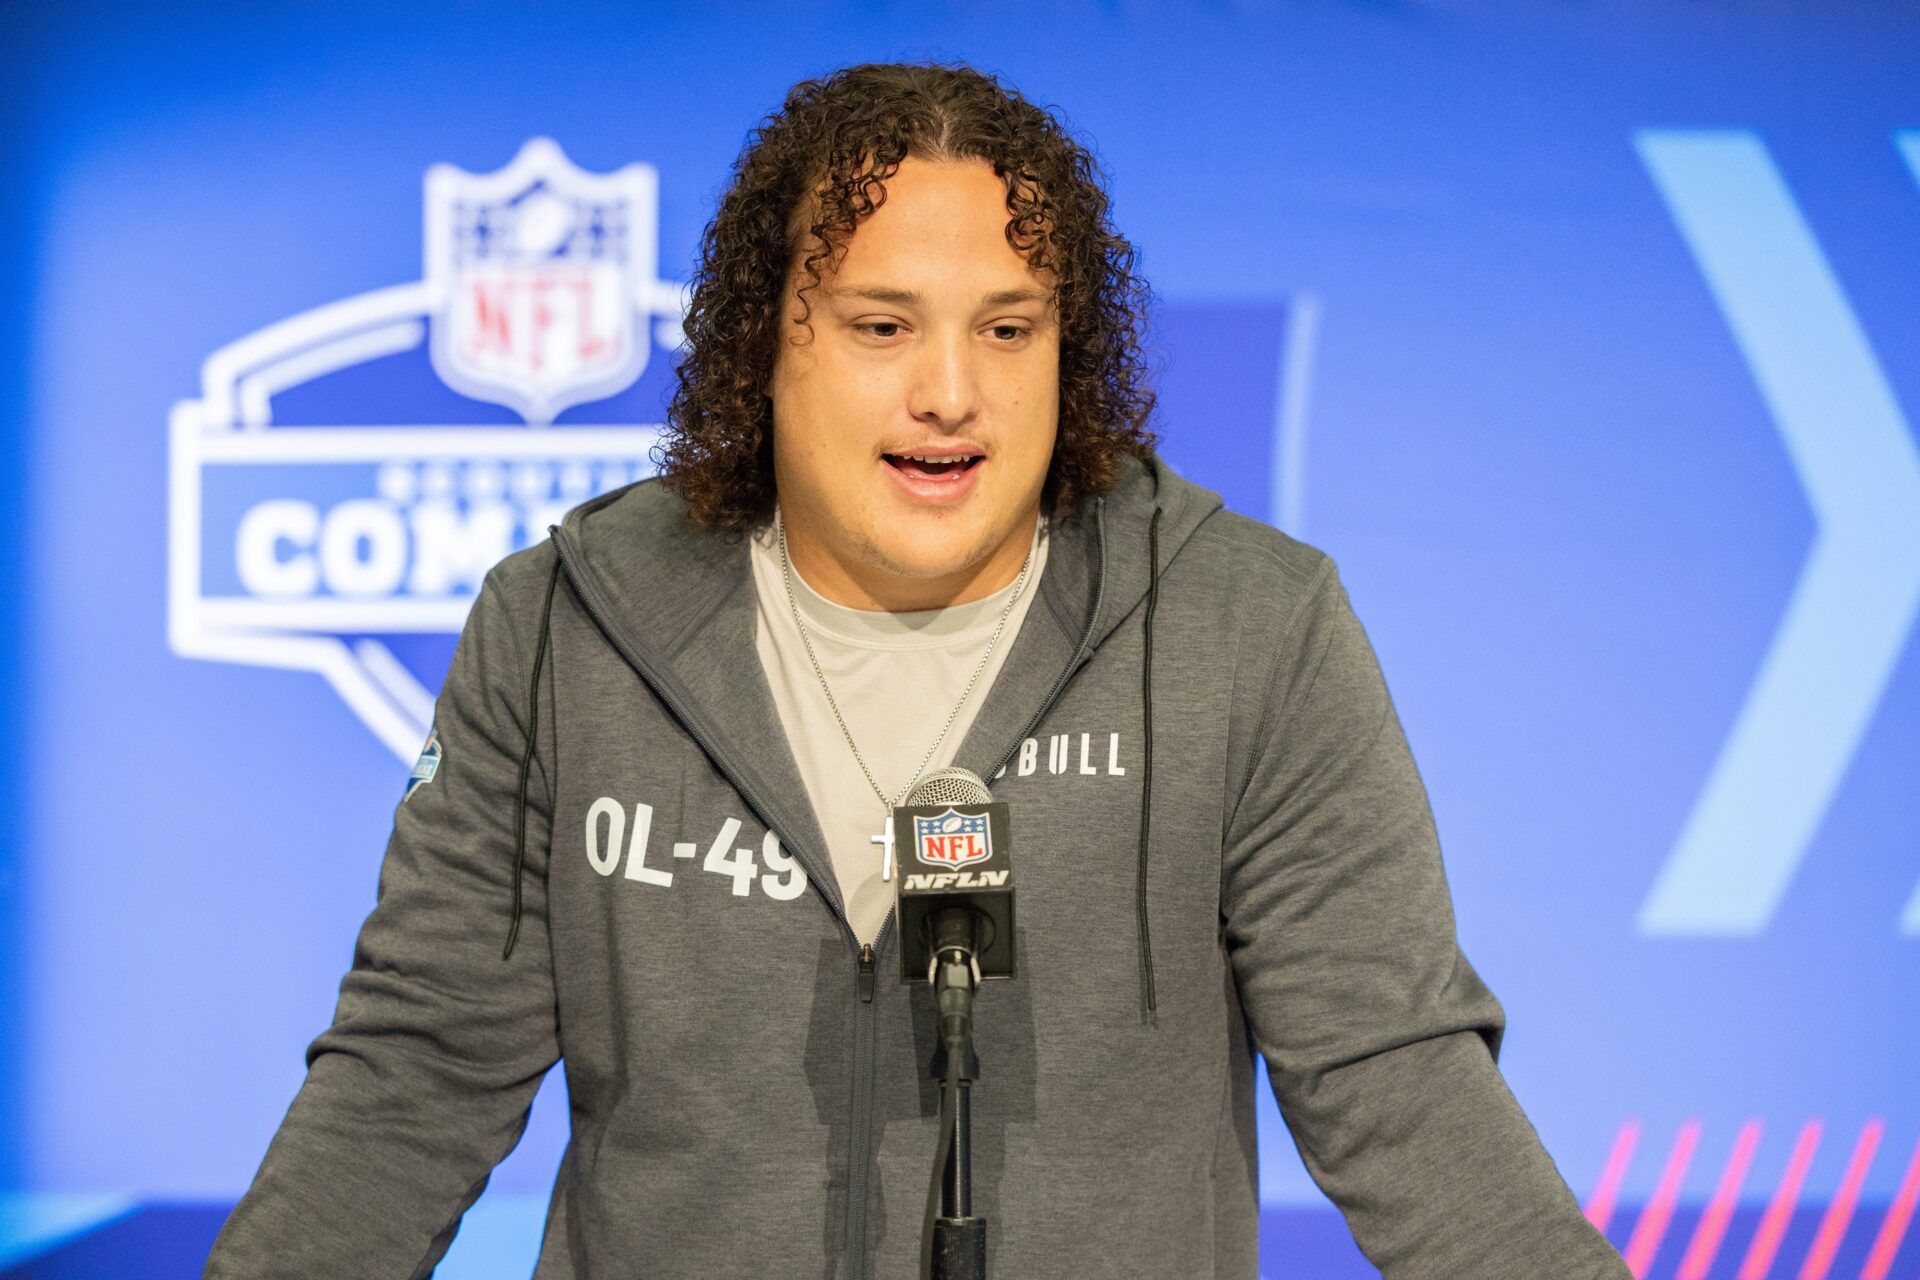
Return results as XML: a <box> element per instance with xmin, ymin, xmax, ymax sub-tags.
<box><xmin>776</xmin><ymin>507</ymin><xmax>1035</xmax><ymax>880</ymax></box>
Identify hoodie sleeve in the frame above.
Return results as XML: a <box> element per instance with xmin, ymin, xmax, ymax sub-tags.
<box><xmin>204</xmin><ymin>559</ymin><xmax>560</xmax><ymax>1279</ymax></box>
<box><xmin>1220</xmin><ymin>555</ymin><xmax>1628</xmax><ymax>1280</ymax></box>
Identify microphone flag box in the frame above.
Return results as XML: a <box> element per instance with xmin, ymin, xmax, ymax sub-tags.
<box><xmin>893</xmin><ymin>802</ymin><xmax>1016</xmax><ymax>982</ymax></box>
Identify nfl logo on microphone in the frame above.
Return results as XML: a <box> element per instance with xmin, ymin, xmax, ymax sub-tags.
<box><xmin>913</xmin><ymin>810</ymin><xmax>993</xmax><ymax>870</ymax></box>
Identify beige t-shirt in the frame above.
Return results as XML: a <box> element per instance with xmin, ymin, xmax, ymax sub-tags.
<box><xmin>748</xmin><ymin>510</ymin><xmax>1049</xmax><ymax>945</ymax></box>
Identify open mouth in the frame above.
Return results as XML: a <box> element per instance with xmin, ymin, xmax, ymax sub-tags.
<box><xmin>882</xmin><ymin>453</ymin><xmax>985</xmax><ymax>478</ymax></box>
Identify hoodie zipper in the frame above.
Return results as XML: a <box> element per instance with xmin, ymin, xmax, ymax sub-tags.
<box><xmin>845</xmin><ymin>914</ymin><xmax>891</xmax><ymax>1271</ymax></box>
<box><xmin>550</xmin><ymin>501</ymin><xmax>1108</xmax><ymax>1280</ymax></box>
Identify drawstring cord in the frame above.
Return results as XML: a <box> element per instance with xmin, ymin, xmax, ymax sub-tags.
<box><xmin>1137</xmin><ymin>506</ymin><xmax>1162</xmax><ymax>1014</ymax></box>
<box><xmin>503</xmin><ymin>552</ymin><xmax>563</xmax><ymax>961</ymax></box>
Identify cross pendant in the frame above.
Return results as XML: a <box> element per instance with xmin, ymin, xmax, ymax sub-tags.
<box><xmin>870</xmin><ymin>812</ymin><xmax>898</xmax><ymax>882</ymax></box>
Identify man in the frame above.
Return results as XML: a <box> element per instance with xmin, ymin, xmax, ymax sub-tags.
<box><xmin>206</xmin><ymin>62</ymin><xmax>1630</xmax><ymax>1279</ymax></box>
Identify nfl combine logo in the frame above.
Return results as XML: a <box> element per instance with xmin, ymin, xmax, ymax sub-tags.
<box><xmin>913</xmin><ymin>810</ymin><xmax>993</xmax><ymax>870</ymax></box>
<box><xmin>167</xmin><ymin>138</ymin><xmax>686</xmax><ymax>764</ymax></box>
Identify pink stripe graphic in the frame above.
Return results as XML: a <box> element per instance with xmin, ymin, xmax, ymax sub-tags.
<box><xmin>1677</xmin><ymin>1118</ymin><xmax>1761</xmax><ymax>1280</ymax></box>
<box><xmin>1860</xmin><ymin>1130</ymin><xmax>1920</xmax><ymax>1280</ymax></box>
<box><xmin>1587</xmin><ymin>1119</ymin><xmax>1641</xmax><ymax>1236</ymax></box>
<box><xmin>1738</xmin><ymin>1119</ymin><xmax>1822</xmax><ymax>1280</ymax></box>
<box><xmin>1795</xmin><ymin>1117</ymin><xmax>1879</xmax><ymax>1279</ymax></box>
<box><xmin>1625</xmin><ymin>1119</ymin><xmax>1702</xmax><ymax>1277</ymax></box>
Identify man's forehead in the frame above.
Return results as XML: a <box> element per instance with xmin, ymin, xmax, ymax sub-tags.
<box><xmin>783</xmin><ymin>162</ymin><xmax>1061</xmax><ymax>303</ymax></box>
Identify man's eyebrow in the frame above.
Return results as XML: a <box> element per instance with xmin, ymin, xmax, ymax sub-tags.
<box><xmin>824</xmin><ymin>285</ymin><xmax>1053</xmax><ymax>308</ymax></box>
<box><xmin>981</xmin><ymin>287</ymin><xmax>1053</xmax><ymax>308</ymax></box>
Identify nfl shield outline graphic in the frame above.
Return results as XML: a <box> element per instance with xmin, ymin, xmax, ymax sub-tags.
<box><xmin>912</xmin><ymin>808</ymin><xmax>993</xmax><ymax>870</ymax></box>
<box><xmin>168</xmin><ymin>137</ymin><xmax>687</xmax><ymax>763</ymax></box>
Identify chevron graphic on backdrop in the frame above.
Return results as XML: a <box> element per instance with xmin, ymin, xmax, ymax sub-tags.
<box><xmin>1583</xmin><ymin>1116</ymin><xmax>1920</xmax><ymax>1279</ymax></box>
<box><xmin>1633</xmin><ymin>130</ymin><xmax>1920</xmax><ymax>937</ymax></box>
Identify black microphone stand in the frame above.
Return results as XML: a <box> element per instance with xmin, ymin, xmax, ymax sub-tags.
<box><xmin>928</xmin><ymin>910</ymin><xmax>988</xmax><ymax>1280</ymax></box>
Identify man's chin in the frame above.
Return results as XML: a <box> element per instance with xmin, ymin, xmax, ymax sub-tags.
<box><xmin>865</xmin><ymin>525</ymin><xmax>1028</xmax><ymax>591</ymax></box>
<box><xmin>864</xmin><ymin>546</ymin><xmax>982</xmax><ymax>585</ymax></box>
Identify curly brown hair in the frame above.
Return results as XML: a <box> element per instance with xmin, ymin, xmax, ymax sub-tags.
<box><xmin>655</xmin><ymin>60</ymin><xmax>1160</xmax><ymax>532</ymax></box>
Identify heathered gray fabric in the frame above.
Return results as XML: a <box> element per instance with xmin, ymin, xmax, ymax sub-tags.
<box><xmin>204</xmin><ymin>452</ymin><xmax>1630</xmax><ymax>1279</ymax></box>
<box><xmin>748</xmin><ymin>508</ymin><xmax>1049</xmax><ymax>946</ymax></box>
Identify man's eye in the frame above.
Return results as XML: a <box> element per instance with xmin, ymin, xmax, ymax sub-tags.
<box><xmin>858</xmin><ymin>322</ymin><xmax>902</xmax><ymax>339</ymax></box>
<box><xmin>989</xmin><ymin>325</ymin><xmax>1029</xmax><ymax>342</ymax></box>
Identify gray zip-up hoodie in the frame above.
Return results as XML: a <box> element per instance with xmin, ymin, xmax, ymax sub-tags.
<box><xmin>205</xmin><ymin>451</ymin><xmax>1629</xmax><ymax>1279</ymax></box>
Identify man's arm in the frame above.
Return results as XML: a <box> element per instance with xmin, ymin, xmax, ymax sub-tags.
<box><xmin>1221</xmin><ymin>554</ymin><xmax>1628</xmax><ymax>1279</ymax></box>
<box><xmin>205</xmin><ymin>559</ymin><xmax>561</xmax><ymax>1278</ymax></box>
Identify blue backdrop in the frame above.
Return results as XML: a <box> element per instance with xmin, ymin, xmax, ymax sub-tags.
<box><xmin>6</xmin><ymin>3</ymin><xmax>1918</xmax><ymax>1277</ymax></box>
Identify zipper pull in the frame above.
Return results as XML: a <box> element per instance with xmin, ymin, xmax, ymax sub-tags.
<box><xmin>857</xmin><ymin>943</ymin><xmax>876</xmax><ymax>1003</ymax></box>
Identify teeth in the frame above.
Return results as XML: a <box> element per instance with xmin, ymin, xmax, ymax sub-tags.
<box><xmin>900</xmin><ymin>453</ymin><xmax>976</xmax><ymax>463</ymax></box>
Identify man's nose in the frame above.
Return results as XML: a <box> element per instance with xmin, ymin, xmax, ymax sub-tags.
<box><xmin>906</xmin><ymin>330</ymin><xmax>980</xmax><ymax>428</ymax></box>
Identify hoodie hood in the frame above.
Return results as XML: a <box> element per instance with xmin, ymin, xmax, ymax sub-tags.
<box><xmin>557</xmin><ymin>449</ymin><xmax>1219</xmax><ymax>686</ymax></box>
<box><xmin>509</xmin><ymin>451</ymin><xmax>1224</xmax><ymax>1011</ymax></box>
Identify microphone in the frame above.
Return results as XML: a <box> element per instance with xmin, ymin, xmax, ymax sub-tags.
<box><xmin>891</xmin><ymin>766</ymin><xmax>1016</xmax><ymax>986</ymax></box>
<box><xmin>892</xmin><ymin>765</ymin><xmax>1013</xmax><ymax>1280</ymax></box>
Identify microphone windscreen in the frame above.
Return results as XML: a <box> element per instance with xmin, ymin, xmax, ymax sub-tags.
<box><xmin>894</xmin><ymin>765</ymin><xmax>1014</xmax><ymax>981</ymax></box>
<box><xmin>904</xmin><ymin>765</ymin><xmax>991</xmax><ymax>807</ymax></box>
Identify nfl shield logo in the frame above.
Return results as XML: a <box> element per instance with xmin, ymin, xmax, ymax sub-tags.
<box><xmin>913</xmin><ymin>809</ymin><xmax>993</xmax><ymax>870</ymax></box>
<box><xmin>426</xmin><ymin>138</ymin><xmax>657</xmax><ymax>424</ymax></box>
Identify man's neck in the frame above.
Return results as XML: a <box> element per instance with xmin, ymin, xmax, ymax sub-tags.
<box><xmin>778</xmin><ymin>509</ymin><xmax>1039</xmax><ymax>613</ymax></box>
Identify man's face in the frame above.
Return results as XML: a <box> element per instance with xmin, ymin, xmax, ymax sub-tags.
<box><xmin>768</xmin><ymin>155</ymin><xmax>1060</xmax><ymax>611</ymax></box>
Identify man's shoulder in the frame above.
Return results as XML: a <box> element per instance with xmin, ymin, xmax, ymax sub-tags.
<box><xmin>481</xmin><ymin>528</ymin><xmax>563</xmax><ymax>600</ymax></box>
<box><xmin>485</xmin><ymin>475</ymin><xmax>688</xmax><ymax>592</ymax></box>
<box><xmin>1182</xmin><ymin>505</ymin><xmax>1336</xmax><ymax>618</ymax></box>
<box><xmin>1121</xmin><ymin>454</ymin><xmax>1336</xmax><ymax>620</ymax></box>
